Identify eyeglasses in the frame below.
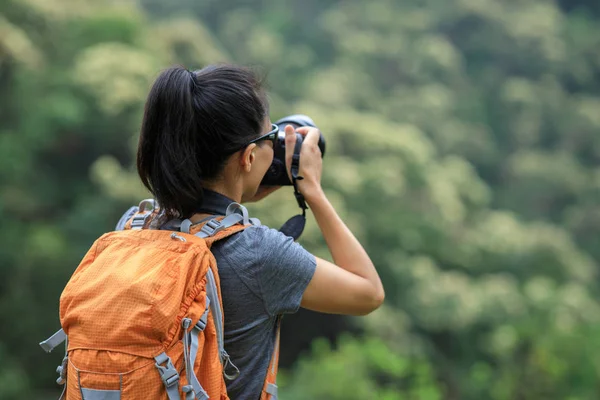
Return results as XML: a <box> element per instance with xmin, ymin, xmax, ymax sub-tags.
<box><xmin>246</xmin><ymin>123</ymin><xmax>279</xmax><ymax>148</ymax></box>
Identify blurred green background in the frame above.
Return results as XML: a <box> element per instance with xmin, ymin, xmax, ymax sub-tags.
<box><xmin>1</xmin><ymin>0</ymin><xmax>600</xmax><ymax>398</ymax></box>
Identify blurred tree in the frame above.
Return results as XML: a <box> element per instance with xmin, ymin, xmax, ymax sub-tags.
<box><xmin>281</xmin><ymin>334</ymin><xmax>442</xmax><ymax>400</ymax></box>
<box><xmin>0</xmin><ymin>0</ymin><xmax>159</xmax><ymax>394</ymax></box>
<box><xmin>1</xmin><ymin>0</ymin><xmax>599</xmax><ymax>398</ymax></box>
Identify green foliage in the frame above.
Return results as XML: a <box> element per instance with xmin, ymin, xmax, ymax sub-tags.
<box><xmin>0</xmin><ymin>343</ymin><xmax>28</xmax><ymax>398</ymax></box>
<box><xmin>1</xmin><ymin>0</ymin><xmax>599</xmax><ymax>398</ymax></box>
<box><xmin>281</xmin><ymin>335</ymin><xmax>442</xmax><ymax>400</ymax></box>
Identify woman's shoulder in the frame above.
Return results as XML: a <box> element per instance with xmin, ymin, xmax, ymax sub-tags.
<box><xmin>216</xmin><ymin>223</ymin><xmax>314</xmax><ymax>267</ymax></box>
<box><xmin>213</xmin><ymin>224</ymin><xmax>293</xmax><ymax>258</ymax></box>
<box><xmin>224</xmin><ymin>223</ymin><xmax>292</xmax><ymax>248</ymax></box>
<box><xmin>224</xmin><ymin>224</ymin><xmax>317</xmax><ymax>316</ymax></box>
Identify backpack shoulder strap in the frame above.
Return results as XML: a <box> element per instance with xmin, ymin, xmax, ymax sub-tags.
<box><xmin>203</xmin><ymin>224</ymin><xmax>252</xmax><ymax>247</ymax></box>
<box><xmin>115</xmin><ymin>206</ymin><xmax>138</xmax><ymax>231</ymax></box>
<box><xmin>261</xmin><ymin>316</ymin><xmax>282</xmax><ymax>400</ymax></box>
<box><xmin>179</xmin><ymin>203</ymin><xmax>260</xmax><ymax>383</ymax></box>
<box><xmin>180</xmin><ymin>202</ymin><xmax>261</xmax><ymax>246</ymax></box>
<box><xmin>117</xmin><ymin>199</ymin><xmax>158</xmax><ymax>231</ymax></box>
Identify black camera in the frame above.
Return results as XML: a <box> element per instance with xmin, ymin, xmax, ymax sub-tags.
<box><xmin>260</xmin><ymin>114</ymin><xmax>326</xmax><ymax>186</ymax></box>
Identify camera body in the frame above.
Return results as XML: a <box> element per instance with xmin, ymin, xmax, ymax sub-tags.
<box><xmin>260</xmin><ymin>114</ymin><xmax>326</xmax><ymax>186</ymax></box>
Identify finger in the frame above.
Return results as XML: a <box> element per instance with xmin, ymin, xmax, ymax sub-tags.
<box><xmin>295</xmin><ymin>126</ymin><xmax>313</xmax><ymax>136</ymax></box>
<box><xmin>301</xmin><ymin>127</ymin><xmax>321</xmax><ymax>148</ymax></box>
<box><xmin>284</xmin><ymin>124</ymin><xmax>296</xmax><ymax>179</ymax></box>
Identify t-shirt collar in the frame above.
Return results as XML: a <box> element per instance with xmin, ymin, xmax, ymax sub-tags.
<box><xmin>192</xmin><ymin>189</ymin><xmax>236</xmax><ymax>216</ymax></box>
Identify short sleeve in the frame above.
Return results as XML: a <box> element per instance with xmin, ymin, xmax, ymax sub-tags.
<box><xmin>251</xmin><ymin>226</ymin><xmax>317</xmax><ymax>316</ymax></box>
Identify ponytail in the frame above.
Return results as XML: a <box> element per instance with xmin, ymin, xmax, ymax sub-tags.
<box><xmin>137</xmin><ymin>64</ymin><xmax>268</xmax><ymax>218</ymax></box>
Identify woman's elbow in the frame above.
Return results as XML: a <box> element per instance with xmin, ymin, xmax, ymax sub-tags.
<box><xmin>369</xmin><ymin>287</ymin><xmax>385</xmax><ymax>313</ymax></box>
<box><xmin>353</xmin><ymin>287</ymin><xmax>385</xmax><ymax>316</ymax></box>
<box><xmin>374</xmin><ymin>287</ymin><xmax>385</xmax><ymax>308</ymax></box>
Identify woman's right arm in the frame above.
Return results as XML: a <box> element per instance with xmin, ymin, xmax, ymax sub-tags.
<box><xmin>284</xmin><ymin>126</ymin><xmax>385</xmax><ymax>316</ymax></box>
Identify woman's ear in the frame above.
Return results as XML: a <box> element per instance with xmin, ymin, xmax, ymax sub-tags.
<box><xmin>240</xmin><ymin>143</ymin><xmax>257</xmax><ymax>172</ymax></box>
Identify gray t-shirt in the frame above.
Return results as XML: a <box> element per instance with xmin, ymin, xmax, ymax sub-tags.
<box><xmin>212</xmin><ymin>224</ymin><xmax>316</xmax><ymax>400</ymax></box>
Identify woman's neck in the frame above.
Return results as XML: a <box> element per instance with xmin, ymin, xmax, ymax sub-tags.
<box><xmin>203</xmin><ymin>181</ymin><xmax>243</xmax><ymax>204</ymax></box>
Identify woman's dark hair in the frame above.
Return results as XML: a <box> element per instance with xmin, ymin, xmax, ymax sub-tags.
<box><xmin>137</xmin><ymin>64</ymin><xmax>268</xmax><ymax>218</ymax></box>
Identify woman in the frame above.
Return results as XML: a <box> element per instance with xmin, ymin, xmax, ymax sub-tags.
<box><xmin>137</xmin><ymin>64</ymin><xmax>385</xmax><ymax>399</ymax></box>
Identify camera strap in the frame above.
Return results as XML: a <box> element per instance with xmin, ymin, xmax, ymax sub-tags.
<box><xmin>279</xmin><ymin>137</ymin><xmax>307</xmax><ymax>241</ymax></box>
<box><xmin>290</xmin><ymin>137</ymin><xmax>308</xmax><ymax>215</ymax></box>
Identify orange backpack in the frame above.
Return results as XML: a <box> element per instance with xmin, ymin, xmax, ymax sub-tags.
<box><xmin>40</xmin><ymin>201</ymin><xmax>280</xmax><ymax>400</ymax></box>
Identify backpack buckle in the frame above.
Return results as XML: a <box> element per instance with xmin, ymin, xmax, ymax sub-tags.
<box><xmin>131</xmin><ymin>199</ymin><xmax>156</xmax><ymax>230</ymax></box>
<box><xmin>198</xmin><ymin>218</ymin><xmax>222</xmax><ymax>237</ymax></box>
<box><xmin>56</xmin><ymin>356</ymin><xmax>68</xmax><ymax>385</ymax></box>
<box><xmin>206</xmin><ymin>219</ymin><xmax>221</xmax><ymax>230</ymax></box>
<box><xmin>154</xmin><ymin>353</ymin><xmax>180</xmax><ymax>388</ymax></box>
<box><xmin>164</xmin><ymin>373</ymin><xmax>179</xmax><ymax>388</ymax></box>
<box><xmin>131</xmin><ymin>212</ymin><xmax>151</xmax><ymax>230</ymax></box>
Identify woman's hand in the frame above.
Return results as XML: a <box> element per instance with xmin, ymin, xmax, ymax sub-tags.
<box><xmin>284</xmin><ymin>125</ymin><xmax>324</xmax><ymax>202</ymax></box>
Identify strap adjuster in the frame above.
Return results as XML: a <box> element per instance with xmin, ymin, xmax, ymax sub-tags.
<box><xmin>56</xmin><ymin>356</ymin><xmax>68</xmax><ymax>385</ymax></box>
<box><xmin>199</xmin><ymin>218</ymin><xmax>222</xmax><ymax>237</ymax></box>
<box><xmin>206</xmin><ymin>219</ymin><xmax>221</xmax><ymax>230</ymax></box>
<box><xmin>164</xmin><ymin>373</ymin><xmax>179</xmax><ymax>388</ymax></box>
<box><xmin>131</xmin><ymin>212</ymin><xmax>150</xmax><ymax>229</ymax></box>
<box><xmin>155</xmin><ymin>353</ymin><xmax>180</xmax><ymax>388</ymax></box>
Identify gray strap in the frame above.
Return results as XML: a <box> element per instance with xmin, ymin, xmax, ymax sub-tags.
<box><xmin>181</xmin><ymin>302</ymin><xmax>210</xmax><ymax>400</ymax></box>
<box><xmin>180</xmin><ymin>219</ymin><xmax>193</xmax><ymax>234</ymax></box>
<box><xmin>190</xmin><ymin>299</ymin><xmax>210</xmax><ymax>363</ymax></box>
<box><xmin>130</xmin><ymin>212</ymin><xmax>150</xmax><ymax>230</ymax></box>
<box><xmin>196</xmin><ymin>213</ymin><xmax>244</xmax><ymax>239</ymax></box>
<box><xmin>194</xmin><ymin>202</ymin><xmax>256</xmax><ymax>239</ymax></box>
<box><xmin>187</xmin><ymin>203</ymin><xmax>260</xmax><ymax>238</ymax></box>
<box><xmin>222</xmin><ymin>351</ymin><xmax>240</xmax><ymax>381</ymax></box>
<box><xmin>225</xmin><ymin>202</ymin><xmax>250</xmax><ymax>224</ymax></box>
<box><xmin>181</xmin><ymin>215</ymin><xmax>216</xmax><ymax>235</ymax></box>
<box><xmin>154</xmin><ymin>352</ymin><xmax>181</xmax><ymax>400</ymax></box>
<box><xmin>80</xmin><ymin>388</ymin><xmax>121</xmax><ymax>400</ymax></box>
<box><xmin>205</xmin><ymin>269</ymin><xmax>240</xmax><ymax>380</ymax></box>
<box><xmin>181</xmin><ymin>318</ymin><xmax>194</xmax><ymax>399</ymax></box>
<box><xmin>115</xmin><ymin>206</ymin><xmax>138</xmax><ymax>231</ymax></box>
<box><xmin>55</xmin><ymin>334</ymin><xmax>68</xmax><ymax>387</ymax></box>
<box><xmin>39</xmin><ymin>329</ymin><xmax>66</xmax><ymax>353</ymax></box>
<box><xmin>205</xmin><ymin>269</ymin><xmax>224</xmax><ymax>357</ymax></box>
<box><xmin>138</xmin><ymin>199</ymin><xmax>156</xmax><ymax>211</ymax></box>
<box><xmin>56</xmin><ymin>354</ymin><xmax>68</xmax><ymax>385</ymax></box>
<box><xmin>130</xmin><ymin>199</ymin><xmax>156</xmax><ymax>230</ymax></box>
<box><xmin>182</xmin><ymin>386</ymin><xmax>195</xmax><ymax>400</ymax></box>
<box><xmin>266</xmin><ymin>383</ymin><xmax>278</xmax><ymax>399</ymax></box>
